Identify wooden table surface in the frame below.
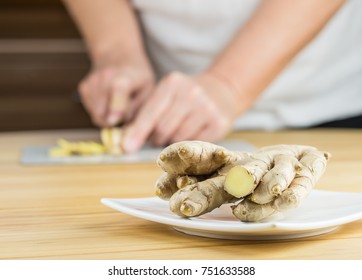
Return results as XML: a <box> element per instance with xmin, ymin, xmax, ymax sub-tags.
<box><xmin>1</xmin><ymin>129</ymin><xmax>362</xmax><ymax>260</ymax></box>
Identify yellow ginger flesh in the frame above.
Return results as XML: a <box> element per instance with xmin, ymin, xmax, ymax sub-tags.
<box><xmin>49</xmin><ymin>128</ymin><xmax>124</xmax><ymax>157</ymax></box>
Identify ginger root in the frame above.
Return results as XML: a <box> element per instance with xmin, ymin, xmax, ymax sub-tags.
<box><xmin>231</xmin><ymin>149</ymin><xmax>330</xmax><ymax>221</ymax></box>
<box><xmin>169</xmin><ymin>176</ymin><xmax>234</xmax><ymax>217</ymax></box>
<box><xmin>157</xmin><ymin>141</ymin><xmax>245</xmax><ymax>175</ymax></box>
<box><xmin>155</xmin><ymin>141</ymin><xmax>330</xmax><ymax>222</ymax></box>
<box><xmin>155</xmin><ymin>173</ymin><xmax>179</xmax><ymax>200</ymax></box>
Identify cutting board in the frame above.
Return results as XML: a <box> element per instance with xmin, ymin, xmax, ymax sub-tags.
<box><xmin>20</xmin><ymin>140</ymin><xmax>255</xmax><ymax>165</ymax></box>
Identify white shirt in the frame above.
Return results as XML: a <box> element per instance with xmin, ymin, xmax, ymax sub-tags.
<box><xmin>132</xmin><ymin>0</ymin><xmax>362</xmax><ymax>129</ymax></box>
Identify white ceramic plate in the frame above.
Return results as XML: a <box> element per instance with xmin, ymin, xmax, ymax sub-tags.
<box><xmin>101</xmin><ymin>190</ymin><xmax>362</xmax><ymax>240</ymax></box>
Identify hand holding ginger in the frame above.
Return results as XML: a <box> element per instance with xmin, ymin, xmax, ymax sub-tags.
<box><xmin>155</xmin><ymin>141</ymin><xmax>330</xmax><ymax>222</ymax></box>
<box><xmin>122</xmin><ymin>71</ymin><xmax>240</xmax><ymax>153</ymax></box>
<box><xmin>79</xmin><ymin>62</ymin><xmax>154</xmax><ymax>127</ymax></box>
<box><xmin>63</xmin><ymin>0</ymin><xmax>154</xmax><ymax>128</ymax></box>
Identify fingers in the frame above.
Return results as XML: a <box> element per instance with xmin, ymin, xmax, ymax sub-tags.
<box><xmin>79</xmin><ymin>67</ymin><xmax>153</xmax><ymax>128</ymax></box>
<box><xmin>124</xmin><ymin>71</ymin><xmax>234</xmax><ymax>152</ymax></box>
<box><xmin>125</xmin><ymin>83</ymin><xmax>153</xmax><ymax>122</ymax></box>
<box><xmin>150</xmin><ymin>82</ymin><xmax>195</xmax><ymax>146</ymax></box>
<box><xmin>79</xmin><ymin>71</ymin><xmax>110</xmax><ymax>127</ymax></box>
<box><xmin>124</xmin><ymin>72</ymin><xmax>198</xmax><ymax>152</ymax></box>
<box><xmin>123</xmin><ymin>75</ymin><xmax>175</xmax><ymax>152</ymax></box>
<box><xmin>167</xmin><ymin>107</ymin><xmax>228</xmax><ymax>144</ymax></box>
<box><xmin>151</xmin><ymin>73</ymin><xmax>231</xmax><ymax>146</ymax></box>
<box><xmin>107</xmin><ymin>76</ymin><xmax>137</xmax><ymax>126</ymax></box>
<box><xmin>170</xmin><ymin>112</ymin><xmax>208</xmax><ymax>143</ymax></box>
<box><xmin>107</xmin><ymin>78</ymin><xmax>128</xmax><ymax>125</ymax></box>
<box><xmin>193</xmin><ymin>120</ymin><xmax>228</xmax><ymax>143</ymax></box>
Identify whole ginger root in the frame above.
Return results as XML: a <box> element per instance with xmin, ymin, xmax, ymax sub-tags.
<box><xmin>155</xmin><ymin>141</ymin><xmax>330</xmax><ymax>222</ymax></box>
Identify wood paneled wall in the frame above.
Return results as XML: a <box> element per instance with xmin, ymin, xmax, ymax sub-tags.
<box><xmin>0</xmin><ymin>0</ymin><xmax>94</xmax><ymax>131</ymax></box>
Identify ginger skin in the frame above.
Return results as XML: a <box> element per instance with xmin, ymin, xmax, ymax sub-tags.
<box><xmin>155</xmin><ymin>173</ymin><xmax>204</xmax><ymax>200</ymax></box>
<box><xmin>169</xmin><ymin>176</ymin><xmax>234</xmax><ymax>217</ymax></box>
<box><xmin>155</xmin><ymin>141</ymin><xmax>330</xmax><ymax>222</ymax></box>
<box><xmin>232</xmin><ymin>149</ymin><xmax>330</xmax><ymax>221</ymax></box>
<box><xmin>157</xmin><ymin>141</ymin><xmax>244</xmax><ymax>175</ymax></box>
<box><xmin>155</xmin><ymin>173</ymin><xmax>179</xmax><ymax>200</ymax></box>
<box><xmin>156</xmin><ymin>141</ymin><xmax>250</xmax><ymax>216</ymax></box>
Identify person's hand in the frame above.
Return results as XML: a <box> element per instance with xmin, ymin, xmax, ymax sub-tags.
<box><xmin>123</xmin><ymin>71</ymin><xmax>241</xmax><ymax>153</ymax></box>
<box><xmin>79</xmin><ymin>60</ymin><xmax>154</xmax><ymax>127</ymax></box>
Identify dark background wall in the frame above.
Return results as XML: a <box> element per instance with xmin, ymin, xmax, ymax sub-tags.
<box><xmin>0</xmin><ymin>0</ymin><xmax>94</xmax><ymax>131</ymax></box>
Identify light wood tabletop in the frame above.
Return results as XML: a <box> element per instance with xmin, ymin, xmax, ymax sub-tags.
<box><xmin>1</xmin><ymin>129</ymin><xmax>362</xmax><ymax>260</ymax></box>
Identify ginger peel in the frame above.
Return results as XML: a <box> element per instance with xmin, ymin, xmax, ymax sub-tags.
<box><xmin>155</xmin><ymin>141</ymin><xmax>330</xmax><ymax>222</ymax></box>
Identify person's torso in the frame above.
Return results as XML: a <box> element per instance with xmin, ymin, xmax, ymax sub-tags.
<box><xmin>132</xmin><ymin>0</ymin><xmax>362</xmax><ymax>129</ymax></box>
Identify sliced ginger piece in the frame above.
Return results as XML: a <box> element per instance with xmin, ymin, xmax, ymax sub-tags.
<box><xmin>49</xmin><ymin>127</ymin><xmax>124</xmax><ymax>158</ymax></box>
<box><xmin>224</xmin><ymin>165</ymin><xmax>255</xmax><ymax>198</ymax></box>
<box><xmin>49</xmin><ymin>139</ymin><xmax>106</xmax><ymax>157</ymax></box>
<box><xmin>49</xmin><ymin>146</ymin><xmax>70</xmax><ymax>157</ymax></box>
<box><xmin>100</xmin><ymin>127</ymin><xmax>124</xmax><ymax>155</ymax></box>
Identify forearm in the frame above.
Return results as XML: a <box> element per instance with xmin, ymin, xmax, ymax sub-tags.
<box><xmin>208</xmin><ymin>0</ymin><xmax>345</xmax><ymax>114</ymax></box>
<box><xmin>62</xmin><ymin>0</ymin><xmax>147</xmax><ymax>66</ymax></box>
